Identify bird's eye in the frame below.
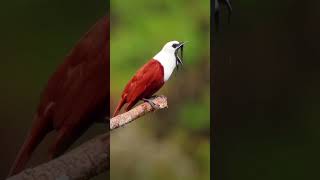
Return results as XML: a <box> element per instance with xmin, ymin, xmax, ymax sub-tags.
<box><xmin>172</xmin><ymin>43</ymin><xmax>178</xmax><ymax>48</ymax></box>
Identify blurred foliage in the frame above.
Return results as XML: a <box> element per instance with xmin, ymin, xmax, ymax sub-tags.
<box><xmin>110</xmin><ymin>0</ymin><xmax>210</xmax><ymax>179</ymax></box>
<box><xmin>110</xmin><ymin>0</ymin><xmax>210</xmax><ymax>94</ymax></box>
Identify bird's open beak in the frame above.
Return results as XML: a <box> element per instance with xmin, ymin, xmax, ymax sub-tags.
<box><xmin>175</xmin><ymin>41</ymin><xmax>188</xmax><ymax>68</ymax></box>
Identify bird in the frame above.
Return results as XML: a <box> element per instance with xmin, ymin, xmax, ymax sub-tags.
<box><xmin>113</xmin><ymin>40</ymin><xmax>186</xmax><ymax>117</ymax></box>
<box><xmin>8</xmin><ymin>15</ymin><xmax>109</xmax><ymax>176</ymax></box>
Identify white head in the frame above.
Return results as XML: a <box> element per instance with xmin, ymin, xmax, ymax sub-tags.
<box><xmin>153</xmin><ymin>40</ymin><xmax>185</xmax><ymax>82</ymax></box>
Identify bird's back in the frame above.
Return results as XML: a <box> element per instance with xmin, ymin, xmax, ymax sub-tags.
<box><xmin>39</xmin><ymin>16</ymin><xmax>109</xmax><ymax>129</ymax></box>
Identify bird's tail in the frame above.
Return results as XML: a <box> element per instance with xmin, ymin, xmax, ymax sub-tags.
<box><xmin>8</xmin><ymin>114</ymin><xmax>51</xmax><ymax>177</ymax></box>
<box><xmin>113</xmin><ymin>98</ymin><xmax>126</xmax><ymax>117</ymax></box>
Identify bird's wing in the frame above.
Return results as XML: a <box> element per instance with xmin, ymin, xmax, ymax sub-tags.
<box><xmin>38</xmin><ymin>15</ymin><xmax>109</xmax><ymax>129</ymax></box>
<box><xmin>122</xmin><ymin>59</ymin><xmax>164</xmax><ymax>110</ymax></box>
<box><xmin>50</xmin><ymin>16</ymin><xmax>109</xmax><ymax>158</ymax></box>
<box><xmin>47</xmin><ymin>15</ymin><xmax>109</xmax><ymax>158</ymax></box>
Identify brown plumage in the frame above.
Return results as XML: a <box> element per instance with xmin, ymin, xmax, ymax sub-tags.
<box><xmin>8</xmin><ymin>15</ymin><xmax>109</xmax><ymax>176</ymax></box>
<box><xmin>113</xmin><ymin>60</ymin><xmax>164</xmax><ymax>117</ymax></box>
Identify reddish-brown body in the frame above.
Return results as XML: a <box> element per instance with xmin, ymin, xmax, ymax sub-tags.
<box><xmin>8</xmin><ymin>16</ymin><xmax>109</xmax><ymax>176</ymax></box>
<box><xmin>113</xmin><ymin>60</ymin><xmax>164</xmax><ymax>117</ymax></box>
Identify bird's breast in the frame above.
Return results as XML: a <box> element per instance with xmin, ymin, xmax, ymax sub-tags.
<box><xmin>153</xmin><ymin>53</ymin><xmax>176</xmax><ymax>82</ymax></box>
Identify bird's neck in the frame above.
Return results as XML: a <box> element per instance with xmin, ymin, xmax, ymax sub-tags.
<box><xmin>153</xmin><ymin>51</ymin><xmax>176</xmax><ymax>82</ymax></box>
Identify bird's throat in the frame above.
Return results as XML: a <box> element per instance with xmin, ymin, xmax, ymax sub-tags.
<box><xmin>153</xmin><ymin>52</ymin><xmax>176</xmax><ymax>82</ymax></box>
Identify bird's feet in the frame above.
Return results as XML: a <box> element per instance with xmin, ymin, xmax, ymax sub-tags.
<box><xmin>142</xmin><ymin>97</ymin><xmax>160</xmax><ymax>109</ymax></box>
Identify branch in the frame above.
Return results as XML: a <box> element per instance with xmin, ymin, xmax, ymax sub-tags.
<box><xmin>6</xmin><ymin>95</ymin><xmax>168</xmax><ymax>180</ymax></box>
<box><xmin>7</xmin><ymin>133</ymin><xmax>109</xmax><ymax>180</ymax></box>
<box><xmin>110</xmin><ymin>95</ymin><xmax>168</xmax><ymax>130</ymax></box>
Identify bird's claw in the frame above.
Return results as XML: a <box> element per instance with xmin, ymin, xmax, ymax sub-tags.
<box><xmin>150</xmin><ymin>95</ymin><xmax>159</xmax><ymax>99</ymax></box>
<box><xmin>142</xmin><ymin>98</ymin><xmax>160</xmax><ymax>109</ymax></box>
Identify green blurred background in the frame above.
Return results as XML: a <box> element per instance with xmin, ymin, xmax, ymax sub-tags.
<box><xmin>0</xmin><ymin>1</ymin><xmax>107</xmax><ymax>179</ymax></box>
<box><xmin>214</xmin><ymin>0</ymin><xmax>320</xmax><ymax>179</ymax></box>
<box><xmin>110</xmin><ymin>0</ymin><xmax>210</xmax><ymax>180</ymax></box>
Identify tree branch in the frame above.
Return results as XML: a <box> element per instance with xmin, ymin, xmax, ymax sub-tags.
<box><xmin>7</xmin><ymin>133</ymin><xmax>109</xmax><ymax>180</ymax></box>
<box><xmin>110</xmin><ymin>95</ymin><xmax>168</xmax><ymax>130</ymax></box>
<box><xmin>6</xmin><ymin>95</ymin><xmax>168</xmax><ymax>180</ymax></box>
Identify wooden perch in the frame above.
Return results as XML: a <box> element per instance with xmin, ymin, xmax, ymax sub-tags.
<box><xmin>110</xmin><ymin>95</ymin><xmax>168</xmax><ymax>130</ymax></box>
<box><xmin>7</xmin><ymin>133</ymin><xmax>109</xmax><ymax>180</ymax></box>
<box><xmin>6</xmin><ymin>95</ymin><xmax>168</xmax><ymax>180</ymax></box>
